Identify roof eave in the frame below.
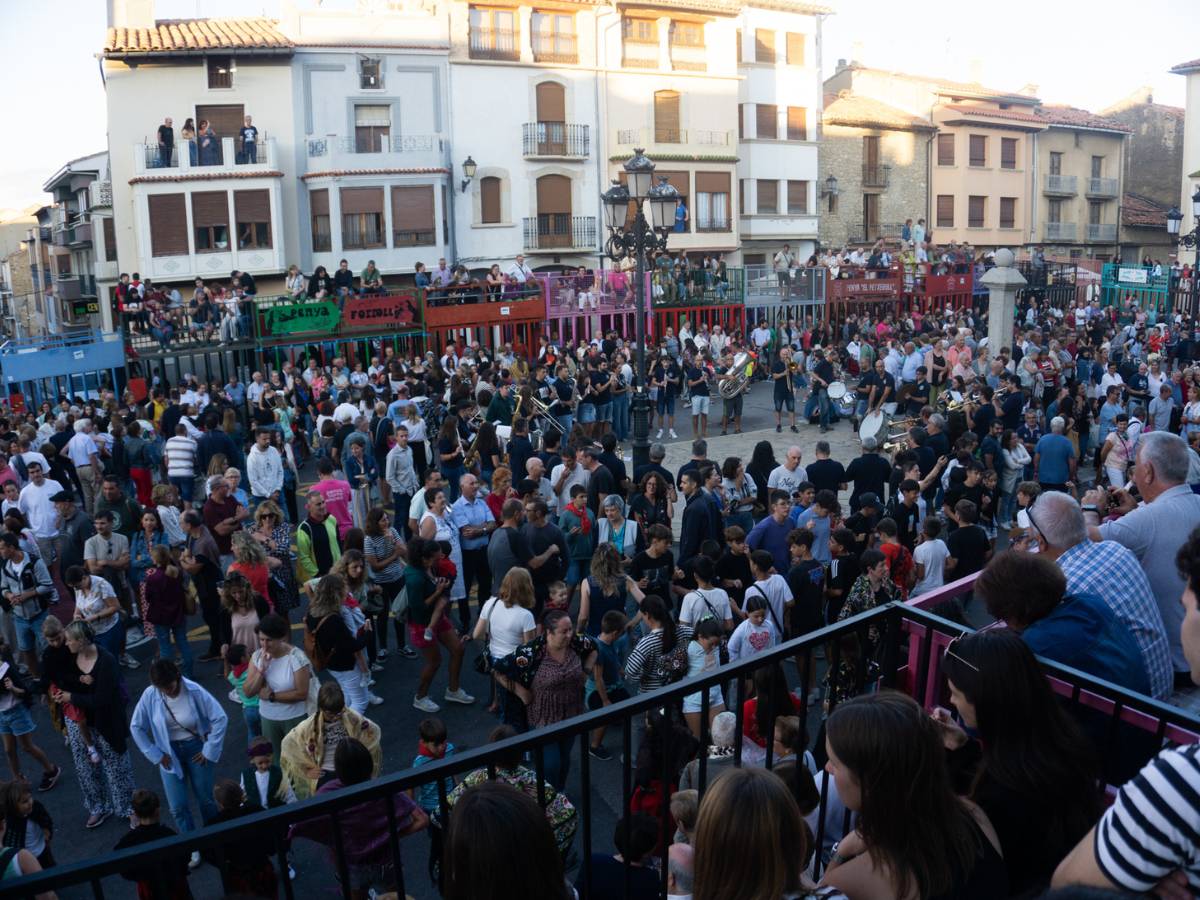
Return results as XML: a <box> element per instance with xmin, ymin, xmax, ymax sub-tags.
<box><xmin>103</xmin><ymin>47</ymin><xmax>295</xmax><ymax>61</ymax></box>
<box><xmin>1043</xmin><ymin>122</ymin><xmax>1131</xmax><ymax>136</ymax></box>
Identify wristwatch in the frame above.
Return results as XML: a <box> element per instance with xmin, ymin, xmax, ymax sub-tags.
<box><xmin>1081</xmin><ymin>505</ymin><xmax>1100</xmax><ymax>513</ymax></box>
<box><xmin>268</xmin><ymin>690</ymin><xmax>276</xmax><ymax>703</ymax></box>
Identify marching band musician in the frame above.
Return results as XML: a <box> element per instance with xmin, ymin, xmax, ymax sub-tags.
<box><xmin>771</xmin><ymin>346</ymin><xmax>801</xmax><ymax>435</ymax></box>
<box><xmin>684</xmin><ymin>352</ymin><xmax>713</xmax><ymax>440</ymax></box>
<box><xmin>810</xmin><ymin>348</ymin><xmax>837</xmax><ymax>435</ymax></box>
<box><xmin>854</xmin><ymin>357</ymin><xmax>896</xmax><ymax>432</ymax></box>
<box><xmin>549</xmin><ymin>363</ymin><xmax>576</xmax><ymax>435</ymax></box>
<box><xmin>717</xmin><ymin>348</ymin><xmax>744</xmax><ymax>437</ymax></box>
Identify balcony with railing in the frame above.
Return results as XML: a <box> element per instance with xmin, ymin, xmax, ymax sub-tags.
<box><xmin>469</xmin><ymin>27</ymin><xmax>519</xmax><ymax>60</ymax></box>
<box><xmin>531</xmin><ymin>31</ymin><xmax>577</xmax><ymax>63</ymax></box>
<box><xmin>305</xmin><ymin>134</ymin><xmax>447</xmax><ymax>172</ymax></box>
<box><xmin>1044</xmin><ymin>221</ymin><xmax>1077</xmax><ymax>241</ymax></box>
<box><xmin>1087</xmin><ymin>176</ymin><xmax>1119</xmax><ymax>198</ymax></box>
<box><xmin>89</xmin><ymin>180</ymin><xmax>112</xmax><ymax>209</ymax></box>
<box><xmin>522</xmin><ymin>214</ymin><xmax>596</xmax><ymax>252</ymax></box>
<box><xmin>1086</xmin><ymin>222</ymin><xmax>1118</xmax><ymax>242</ymax></box>
<box><xmin>1043</xmin><ymin>173</ymin><xmax>1078</xmax><ymax>195</ymax></box>
<box><xmin>133</xmin><ymin>137</ymin><xmax>277</xmax><ymax>177</ymax></box>
<box><xmin>669</xmin><ymin>43</ymin><xmax>706</xmax><ymax>71</ymax></box>
<box><xmin>622</xmin><ymin>39</ymin><xmax>659</xmax><ymax>69</ymax></box>
<box><xmin>521</xmin><ymin>122</ymin><xmax>589</xmax><ymax>159</ymax></box>
<box><xmin>862</xmin><ymin>164</ymin><xmax>891</xmax><ymax>189</ymax></box>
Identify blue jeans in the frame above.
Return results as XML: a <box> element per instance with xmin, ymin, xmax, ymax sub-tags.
<box><xmin>161</xmin><ymin>737</ymin><xmax>218</xmax><ymax>833</ymax></box>
<box><xmin>998</xmin><ymin>489</ymin><xmax>1017</xmax><ymax>526</ymax></box>
<box><xmin>613</xmin><ymin>394</ymin><xmax>631</xmax><ymax>441</ymax></box>
<box><xmin>441</xmin><ymin>464</ymin><xmax>466</xmax><ymax>502</ymax></box>
<box><xmin>541</xmin><ymin>736</ymin><xmax>573</xmax><ymax>791</ymax></box>
<box><xmin>815</xmin><ymin>388</ymin><xmax>830</xmax><ymax>428</ymax></box>
<box><xmin>243</xmin><ymin>706</ymin><xmax>262</xmax><ymax>742</ymax></box>
<box><xmin>555</xmin><ymin>414</ymin><xmax>574</xmax><ymax>435</ymax></box>
<box><xmin>155</xmin><ymin>623</ymin><xmax>193</xmax><ymax>679</ymax></box>
<box><xmin>169</xmin><ymin>475</ymin><xmax>194</xmax><ymax>504</ymax></box>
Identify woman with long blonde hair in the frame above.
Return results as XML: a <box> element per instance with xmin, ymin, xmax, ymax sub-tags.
<box><xmin>578</xmin><ymin>543</ymin><xmax>643</xmax><ymax>637</ymax></box>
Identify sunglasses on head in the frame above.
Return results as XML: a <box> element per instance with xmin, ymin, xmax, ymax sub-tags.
<box><xmin>944</xmin><ymin>633</ymin><xmax>980</xmax><ymax>673</ymax></box>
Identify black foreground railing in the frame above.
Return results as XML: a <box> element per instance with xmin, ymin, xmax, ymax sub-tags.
<box><xmin>4</xmin><ymin>602</ymin><xmax>1199</xmax><ymax>899</ymax></box>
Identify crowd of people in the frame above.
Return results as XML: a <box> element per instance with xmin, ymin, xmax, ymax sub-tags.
<box><xmin>3</xmin><ymin>241</ymin><xmax>1200</xmax><ymax>897</ymax></box>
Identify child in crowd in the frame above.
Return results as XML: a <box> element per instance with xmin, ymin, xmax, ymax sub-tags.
<box><xmin>682</xmin><ymin>618</ymin><xmax>725</xmax><ymax>739</ymax></box>
<box><xmin>224</xmin><ymin>643</ymin><xmax>261</xmax><ymax>741</ymax></box>
<box><xmin>586</xmin><ymin>610</ymin><xmax>628</xmax><ymax>761</ymax></box>
<box><xmin>546</xmin><ymin>580</ymin><xmax>571</xmax><ymax>615</ymax></box>
<box><xmin>411</xmin><ymin>717</ymin><xmax>456</xmax><ymax>815</ymax></box>
<box><xmin>912</xmin><ymin>517</ymin><xmax>950</xmax><ymax>597</ymax></box>
<box><xmin>113</xmin><ymin>789</ymin><xmax>192</xmax><ymax>899</ymax></box>
<box><xmin>669</xmin><ymin>788</ymin><xmax>699</xmax><ymax>845</ymax></box>
<box><xmin>876</xmin><ymin>518</ymin><xmax>914</xmax><ymax>599</ymax></box>
<box><xmin>727</xmin><ymin>594</ymin><xmax>777</xmax><ymax>662</ymax></box>
<box><xmin>715</xmin><ymin>525</ymin><xmax>753</xmax><ymax>610</ymax></box>
<box><xmin>39</xmin><ymin>615</ymin><xmax>100</xmax><ymax>767</ymax></box>
<box><xmin>423</xmin><ymin>541</ymin><xmax>456</xmax><ymax>643</ymax></box>
<box><xmin>239</xmin><ymin>738</ymin><xmax>297</xmax><ymax>810</ymax></box>
<box><xmin>203</xmin><ymin>779</ymin><xmax>277</xmax><ymax>897</ymax></box>
<box><xmin>1</xmin><ymin>780</ymin><xmax>53</xmax><ymax>869</ymax></box>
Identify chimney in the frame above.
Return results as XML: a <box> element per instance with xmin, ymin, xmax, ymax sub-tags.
<box><xmin>106</xmin><ymin>0</ymin><xmax>155</xmax><ymax>30</ymax></box>
<box><xmin>836</xmin><ymin>58</ymin><xmax>847</xmax><ymax>71</ymax></box>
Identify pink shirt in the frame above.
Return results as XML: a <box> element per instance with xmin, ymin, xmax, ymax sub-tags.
<box><xmin>315</xmin><ymin>477</ymin><xmax>354</xmax><ymax>537</ymax></box>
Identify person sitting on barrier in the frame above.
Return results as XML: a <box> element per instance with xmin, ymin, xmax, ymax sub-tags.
<box><xmin>820</xmin><ymin>691</ymin><xmax>1008</xmax><ymax>899</ymax></box>
<box><xmin>937</xmin><ymin>629</ymin><xmax>1102</xmax><ymax>897</ymax></box>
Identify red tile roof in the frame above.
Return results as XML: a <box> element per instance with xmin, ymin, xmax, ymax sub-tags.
<box><xmin>105</xmin><ymin>18</ymin><xmax>292</xmax><ymax>56</ymax></box>
<box><xmin>1122</xmin><ymin>192</ymin><xmax>1171</xmax><ymax>228</ymax></box>
<box><xmin>940</xmin><ymin>103</ymin><xmax>1046</xmax><ymax>124</ymax></box>
<box><xmin>823</xmin><ymin>94</ymin><xmax>935</xmax><ymax>131</ymax></box>
<box><xmin>1038</xmin><ymin>104</ymin><xmax>1132</xmax><ymax>133</ymax></box>
<box><xmin>129</xmin><ymin>171</ymin><xmax>285</xmax><ymax>185</ymax></box>
<box><xmin>1171</xmin><ymin>57</ymin><xmax>1200</xmax><ymax>73</ymax></box>
<box><xmin>838</xmin><ymin>66</ymin><xmax>1036</xmax><ymax>102</ymax></box>
<box><xmin>301</xmin><ymin>168</ymin><xmax>450</xmax><ymax>180</ymax></box>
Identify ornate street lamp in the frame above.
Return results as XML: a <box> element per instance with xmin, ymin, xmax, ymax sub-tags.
<box><xmin>1166</xmin><ymin>186</ymin><xmax>1200</xmax><ymax>315</ymax></box>
<box><xmin>601</xmin><ymin>150</ymin><xmax>678</xmax><ymax>470</ymax></box>
<box><xmin>460</xmin><ymin>156</ymin><xmax>477</xmax><ymax>193</ymax></box>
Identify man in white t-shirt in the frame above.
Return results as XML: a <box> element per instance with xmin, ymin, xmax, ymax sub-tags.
<box><xmin>65</xmin><ymin>420</ymin><xmax>103</xmax><ymax>515</ymax></box>
<box><xmin>767</xmin><ymin>447</ymin><xmax>805</xmax><ymax>496</ymax></box>
<box><xmin>18</xmin><ymin>462</ymin><xmax>64</xmax><ymax>565</ymax></box>
<box><xmin>550</xmin><ymin>450</ymin><xmax>590</xmax><ymax>513</ymax></box>
<box><xmin>911</xmin><ymin>518</ymin><xmax>950</xmax><ymax>597</ymax></box>
<box><xmin>164</xmin><ymin>425</ymin><xmax>199</xmax><ymax>504</ymax></box>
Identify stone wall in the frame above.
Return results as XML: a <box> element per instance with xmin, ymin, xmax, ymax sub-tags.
<box><xmin>1102</xmin><ymin>90</ymin><xmax>1184</xmax><ymax>208</ymax></box>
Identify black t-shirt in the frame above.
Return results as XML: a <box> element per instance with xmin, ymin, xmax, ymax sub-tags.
<box><xmin>598</xmin><ymin>451</ymin><xmax>627</xmax><ymax>487</ymax></box>
<box><xmin>927</xmin><ymin>430</ymin><xmax>951</xmax><ymax>459</ymax></box>
<box><xmin>333</xmin><ymin>268</ymin><xmax>355</xmax><ymax>290</ymax></box>
<box><xmin>856</xmin><ymin>371</ymin><xmax>879</xmax><ymax>399</ymax></box>
<box><xmin>488</xmin><ymin>526</ymin><xmax>535</xmax><ymax>595</ymax></box>
<box><xmin>239</xmin><ymin>125</ymin><xmax>259</xmax><ymax>146</ymax></box>
<box><xmin>772</xmin><ymin>359</ymin><xmax>795</xmax><ymax>395</ymax></box>
<box><xmin>552</xmin><ymin>378</ymin><xmax>574</xmax><ymax>412</ymax></box>
<box><xmin>333</xmin><ymin>423</ymin><xmax>356</xmax><ymax>454</ymax></box>
<box><xmin>632</xmin><ymin>462</ymin><xmax>673</xmax><ymax>489</ymax></box>
<box><xmin>787</xmin><ymin>559</ymin><xmax>826</xmax><ymax>631</ymax></box>
<box><xmin>844</xmin><ymin>510</ymin><xmax>878</xmax><ymax>551</ymax></box>
<box><xmin>522</xmin><ymin>522</ymin><xmax>567</xmax><ymax>587</ymax></box>
<box><xmin>630</xmin><ymin>549</ymin><xmax>674</xmax><ymax>597</ymax></box>
<box><xmin>585</xmin><ymin>463</ymin><xmax>616</xmax><ymax>516</ymax></box>
<box><xmin>946</xmin><ymin>524</ymin><xmax>990</xmax><ymax>576</ymax></box>
<box><xmin>907</xmin><ymin>381</ymin><xmax>932</xmax><ymax>416</ymax></box>
<box><xmin>814</xmin><ymin>359</ymin><xmax>834</xmax><ymax>387</ymax></box>
<box><xmin>806</xmin><ymin>458</ymin><xmax>846</xmax><ymax>494</ymax></box>
<box><xmin>437</xmin><ymin>435</ymin><xmax>463</xmax><ymax>466</ymax></box>
<box><xmin>664</xmin><ymin>362</ymin><xmax>683</xmax><ymax>397</ymax></box>
<box><xmin>972</xmin><ymin>403</ymin><xmax>996</xmax><ymax>440</ymax></box>
<box><xmin>845</xmin><ymin>453</ymin><xmax>891</xmax><ymax>508</ymax></box>
<box><xmin>687</xmin><ymin>364</ymin><xmax>709</xmax><ymax>397</ymax></box>
<box><xmin>590</xmin><ymin>371</ymin><xmax>612</xmax><ymax>405</ymax></box>
<box><xmin>886</xmin><ymin>498</ymin><xmax>921</xmax><ymax>550</ymax></box>
<box><xmin>157</xmin><ymin>124</ymin><xmax>174</xmax><ymax>147</ymax></box>
<box><xmin>1001</xmin><ymin>392</ymin><xmax>1025</xmax><ymax>429</ymax></box>
<box><xmin>715</xmin><ymin>549</ymin><xmax>753</xmax><ymax>605</ymax></box>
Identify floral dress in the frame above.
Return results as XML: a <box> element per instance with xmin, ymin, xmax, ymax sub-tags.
<box><xmin>264</xmin><ymin>523</ymin><xmax>299</xmax><ymax>616</ymax></box>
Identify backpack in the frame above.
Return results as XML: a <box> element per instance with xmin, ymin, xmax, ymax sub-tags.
<box><xmin>655</xmin><ymin>636</ymin><xmax>690</xmax><ymax>685</ymax></box>
<box><xmin>303</xmin><ymin>614</ymin><xmax>334</xmax><ymax>673</ymax></box>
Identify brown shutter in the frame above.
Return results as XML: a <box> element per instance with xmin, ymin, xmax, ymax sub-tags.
<box><xmin>234</xmin><ymin>190</ymin><xmax>270</xmax><ymax>222</ymax></box>
<box><xmin>1001</xmin><ymin>137</ymin><xmax>1017</xmax><ymax>169</ymax></box>
<box><xmin>392</xmin><ymin>186</ymin><xmax>435</xmax><ymax>229</ymax></box>
<box><xmin>480</xmin><ymin>177</ymin><xmax>501</xmax><ymax>223</ymax></box>
<box><xmin>736</xmin><ymin>28</ymin><xmax>741</xmax><ymax>63</ymax></box>
<box><xmin>969</xmin><ymin>195</ymin><xmax>985</xmax><ymax>226</ymax></box>
<box><xmin>738</xmin><ymin>104</ymin><xmax>745</xmax><ymax>140</ymax></box>
<box><xmin>936</xmin><ymin>195</ymin><xmax>954</xmax><ymax>227</ymax></box>
<box><xmin>754</xmin><ymin>28</ymin><xmax>774</xmax><ymax>62</ymax></box>
<box><xmin>785</xmin><ymin>32</ymin><xmax>804</xmax><ymax>65</ymax></box>
<box><xmin>756</xmin><ymin>104</ymin><xmax>777</xmax><ymax>139</ymax></box>
<box><xmin>757</xmin><ymin>180</ymin><xmax>778</xmax><ymax>213</ymax></box>
<box><xmin>787</xmin><ymin>106</ymin><xmax>806</xmax><ymax>141</ymax></box>
<box><xmin>148</xmin><ymin>194</ymin><xmax>188</xmax><ymax>257</ymax></box>
<box><xmin>191</xmin><ymin>191</ymin><xmax>229</xmax><ymax>227</ymax></box>
<box><xmin>536</xmin><ymin>175</ymin><xmax>571</xmax><ymax>215</ymax></box>
<box><xmin>102</xmin><ymin>216</ymin><xmax>117</xmax><ymax>262</ymax></box>
<box><xmin>787</xmin><ymin>180</ymin><xmax>808</xmax><ymax>214</ymax></box>
<box><xmin>194</xmin><ymin>104</ymin><xmax>244</xmax><ymax>140</ymax></box>
<box><xmin>937</xmin><ymin>133</ymin><xmax>954</xmax><ymax>165</ymax></box>
<box><xmin>654</xmin><ymin>91</ymin><xmax>680</xmax><ymax>141</ymax></box>
<box><xmin>653</xmin><ymin>170</ymin><xmax>689</xmax><ymax>198</ymax></box>
<box><xmin>310</xmin><ymin>189</ymin><xmax>329</xmax><ymax>216</ymax></box>
<box><xmin>535</xmin><ymin>82</ymin><xmax>566</xmax><ymax>123</ymax></box>
<box><xmin>969</xmin><ymin>134</ymin><xmax>986</xmax><ymax>166</ymax></box>
<box><xmin>340</xmin><ymin>187</ymin><xmax>384</xmax><ymax>215</ymax></box>
<box><xmin>1000</xmin><ymin>197</ymin><xmax>1016</xmax><ymax>228</ymax></box>
<box><xmin>695</xmin><ymin>172</ymin><xmax>729</xmax><ymax>193</ymax></box>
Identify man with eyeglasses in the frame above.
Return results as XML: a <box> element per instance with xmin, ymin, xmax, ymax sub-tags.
<box><xmin>84</xmin><ymin>510</ymin><xmax>131</xmax><ymax>602</ymax></box>
<box><xmin>54</xmin><ymin>490</ymin><xmax>94</xmax><ymax>579</ymax></box>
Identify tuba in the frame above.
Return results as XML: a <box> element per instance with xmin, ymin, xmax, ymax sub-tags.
<box><xmin>719</xmin><ymin>351</ymin><xmax>754</xmax><ymax>399</ymax></box>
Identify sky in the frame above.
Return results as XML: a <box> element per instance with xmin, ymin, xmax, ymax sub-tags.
<box><xmin>0</xmin><ymin>0</ymin><xmax>1194</xmax><ymax>212</ymax></box>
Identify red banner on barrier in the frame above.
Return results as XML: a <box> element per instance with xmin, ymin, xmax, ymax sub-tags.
<box><xmin>827</xmin><ymin>276</ymin><xmax>901</xmax><ymax>301</ymax></box>
<box><xmin>342</xmin><ymin>294</ymin><xmax>420</xmax><ymax>331</ymax></box>
<box><xmin>924</xmin><ymin>273</ymin><xmax>972</xmax><ymax>296</ymax></box>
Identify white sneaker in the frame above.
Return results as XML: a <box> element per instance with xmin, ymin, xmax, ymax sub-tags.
<box><xmin>413</xmin><ymin>695</ymin><xmax>440</xmax><ymax>713</ymax></box>
<box><xmin>368</xmin><ymin>693</ymin><xmax>384</xmax><ymax>706</ymax></box>
<box><xmin>377</xmin><ymin>649</ymin><xmax>389</xmax><ymax>661</ymax></box>
<box><xmin>444</xmin><ymin>687</ymin><xmax>475</xmax><ymax>705</ymax></box>
<box><xmin>669</xmin><ymin>429</ymin><xmax>678</xmax><ymax>439</ymax></box>
<box><xmin>655</xmin><ymin>429</ymin><xmax>663</xmax><ymax>439</ymax></box>
<box><xmin>120</xmin><ymin>653</ymin><xmax>140</xmax><ymax>670</ymax></box>
<box><xmin>228</xmin><ymin>689</ymin><xmax>239</xmax><ymax>703</ymax></box>
<box><xmin>188</xmin><ymin>851</ymin><xmax>202</xmax><ymax>870</ymax></box>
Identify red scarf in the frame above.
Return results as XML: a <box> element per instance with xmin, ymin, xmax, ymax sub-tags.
<box><xmin>574</xmin><ymin>503</ymin><xmax>591</xmax><ymax>534</ymax></box>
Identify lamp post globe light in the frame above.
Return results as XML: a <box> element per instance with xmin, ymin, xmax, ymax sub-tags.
<box><xmin>602</xmin><ymin>149</ymin><xmax>679</xmax><ymax>471</ymax></box>
<box><xmin>1166</xmin><ymin>185</ymin><xmax>1200</xmax><ymax>315</ymax></box>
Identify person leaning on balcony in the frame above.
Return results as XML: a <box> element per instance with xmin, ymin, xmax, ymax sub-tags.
<box><xmin>197</xmin><ymin>120</ymin><xmax>219</xmax><ymax>166</ymax></box>
<box><xmin>156</xmin><ymin>117</ymin><xmax>174</xmax><ymax>168</ymax></box>
<box><xmin>180</xmin><ymin>117</ymin><xmax>196</xmax><ymax>165</ymax></box>
<box><xmin>1052</xmin><ymin>524</ymin><xmax>1200</xmax><ymax>897</ymax></box>
<box><xmin>360</xmin><ymin>260</ymin><xmax>383</xmax><ymax>295</ymax></box>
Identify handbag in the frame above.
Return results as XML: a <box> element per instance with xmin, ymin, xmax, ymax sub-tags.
<box><xmin>473</xmin><ymin>597</ymin><xmax>497</xmax><ymax>676</ymax></box>
<box><xmin>183</xmin><ymin>578</ymin><xmax>199</xmax><ymax>616</ymax></box>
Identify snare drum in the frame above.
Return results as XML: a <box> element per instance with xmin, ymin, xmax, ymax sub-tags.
<box><xmin>827</xmin><ymin>381</ymin><xmax>847</xmax><ymax>400</ymax></box>
<box><xmin>859</xmin><ymin>410</ymin><xmax>887</xmax><ymax>444</ymax></box>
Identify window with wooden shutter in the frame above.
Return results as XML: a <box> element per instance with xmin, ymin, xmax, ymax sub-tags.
<box><xmin>937</xmin><ymin>133</ymin><xmax>954</xmax><ymax>166</ymax></box>
<box><xmin>207</xmin><ymin>57</ymin><xmax>232</xmax><ymax>89</ymax></box>
<box><xmin>738</xmin><ymin>104</ymin><xmax>745</xmax><ymax>140</ymax></box>
<box><xmin>736</xmin><ymin>29</ymin><xmax>741</xmax><ymax>63</ymax></box>
<box><xmin>755</xmin><ymin>28</ymin><xmax>774</xmax><ymax>62</ymax></box>
<box><xmin>354</xmin><ymin>105</ymin><xmax>391</xmax><ymax>153</ymax></box>
<box><xmin>622</xmin><ymin>16</ymin><xmax>657</xmax><ymax>43</ymax></box>
<box><xmin>968</xmin><ymin>195</ymin><xmax>985</xmax><ymax>227</ymax></box>
<box><xmin>695</xmin><ymin>172</ymin><xmax>730</xmax><ymax>231</ymax></box>
<box><xmin>191</xmin><ymin>191</ymin><xmax>229</xmax><ymax>253</ymax></box>
<box><xmin>310</xmin><ymin>189</ymin><xmax>331</xmax><ymax>252</ymax></box>
<box><xmin>536</xmin><ymin>174</ymin><xmax>573</xmax><ymax>247</ymax></box>
<box><xmin>535</xmin><ymin>82</ymin><xmax>566</xmax><ymax>123</ymax></box>
<box><xmin>102</xmin><ymin>216</ymin><xmax>117</xmax><ymax>262</ymax></box>
<box><xmin>739</xmin><ymin>179</ymin><xmax>745</xmax><ymax>215</ymax></box>
<box><xmin>1000</xmin><ymin>197</ymin><xmax>1016</xmax><ymax>229</ymax></box>
<box><xmin>787</xmin><ymin>180</ymin><xmax>808</xmax><ymax>215</ymax></box>
<box><xmin>234</xmin><ymin>190</ymin><xmax>271</xmax><ymax>249</ymax></box>
<box><xmin>654</xmin><ymin>91</ymin><xmax>681</xmax><ymax>143</ymax></box>
<box><xmin>757</xmin><ymin>179</ymin><xmax>778</xmax><ymax>214</ymax></box>
<box><xmin>969</xmin><ymin>134</ymin><xmax>986</xmax><ymax>167</ymax></box>
<box><xmin>785</xmin><ymin>32</ymin><xmax>804</xmax><ymax>65</ymax></box>
<box><xmin>480</xmin><ymin>177</ymin><xmax>502</xmax><ymax>224</ymax></box>
<box><xmin>148</xmin><ymin>194</ymin><xmax>188</xmax><ymax>257</ymax></box>
<box><xmin>936</xmin><ymin>195</ymin><xmax>954</xmax><ymax>228</ymax></box>
<box><xmin>756</xmin><ymin>104</ymin><xmax>778</xmax><ymax>140</ymax></box>
<box><xmin>1000</xmin><ymin>137</ymin><xmax>1017</xmax><ymax>170</ymax></box>
<box><xmin>391</xmin><ymin>186</ymin><xmax>435</xmax><ymax>247</ymax></box>
<box><xmin>340</xmin><ymin>187</ymin><xmax>385</xmax><ymax>249</ymax></box>
<box><xmin>786</xmin><ymin>107</ymin><xmax>806</xmax><ymax>141</ymax></box>
<box><xmin>194</xmin><ymin>103</ymin><xmax>244</xmax><ymax>161</ymax></box>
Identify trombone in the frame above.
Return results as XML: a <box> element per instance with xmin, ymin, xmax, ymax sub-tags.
<box><xmin>882</xmin><ymin>416</ymin><xmax>918</xmax><ymax>453</ymax></box>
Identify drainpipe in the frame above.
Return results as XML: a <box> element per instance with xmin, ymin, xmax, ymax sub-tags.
<box><xmin>444</xmin><ymin>48</ymin><xmax>459</xmax><ymax>269</ymax></box>
<box><xmin>1030</xmin><ymin>130</ymin><xmax>1038</xmax><ymax>250</ymax></box>
<box><xmin>594</xmin><ymin>6</ymin><xmax>615</xmax><ymax>268</ymax></box>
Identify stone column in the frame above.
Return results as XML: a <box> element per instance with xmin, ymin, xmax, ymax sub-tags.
<box><xmin>979</xmin><ymin>248</ymin><xmax>1026</xmax><ymax>356</ymax></box>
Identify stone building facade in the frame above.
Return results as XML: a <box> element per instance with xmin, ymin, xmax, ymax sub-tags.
<box><xmin>1101</xmin><ymin>87</ymin><xmax>1185</xmax><ymax>209</ymax></box>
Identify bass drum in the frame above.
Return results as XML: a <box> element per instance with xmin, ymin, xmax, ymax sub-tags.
<box><xmin>859</xmin><ymin>410</ymin><xmax>887</xmax><ymax>444</ymax></box>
